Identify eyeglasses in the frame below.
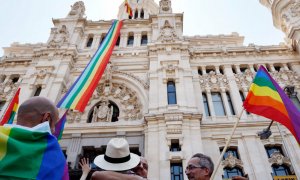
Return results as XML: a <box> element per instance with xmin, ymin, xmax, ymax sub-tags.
<box><xmin>185</xmin><ymin>164</ymin><xmax>206</xmax><ymax>171</ymax></box>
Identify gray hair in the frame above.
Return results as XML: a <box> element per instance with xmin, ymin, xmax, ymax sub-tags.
<box><xmin>192</xmin><ymin>153</ymin><xmax>214</xmax><ymax>177</ymax></box>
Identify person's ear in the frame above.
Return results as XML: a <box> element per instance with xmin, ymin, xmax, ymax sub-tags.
<box><xmin>41</xmin><ymin>113</ymin><xmax>51</xmax><ymax>123</ymax></box>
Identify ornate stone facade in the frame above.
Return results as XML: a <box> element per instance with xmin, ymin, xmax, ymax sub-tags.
<box><xmin>1</xmin><ymin>0</ymin><xmax>300</xmax><ymax>179</ymax></box>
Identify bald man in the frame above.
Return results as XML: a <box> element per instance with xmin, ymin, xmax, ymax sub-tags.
<box><xmin>16</xmin><ymin>96</ymin><xmax>59</xmax><ymax>134</ymax></box>
<box><xmin>0</xmin><ymin>96</ymin><xmax>68</xmax><ymax>179</ymax></box>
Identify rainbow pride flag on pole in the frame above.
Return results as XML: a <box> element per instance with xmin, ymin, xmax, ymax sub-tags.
<box><xmin>54</xmin><ymin>110</ymin><xmax>68</xmax><ymax>140</ymax></box>
<box><xmin>57</xmin><ymin>20</ymin><xmax>122</xmax><ymax>112</ymax></box>
<box><xmin>0</xmin><ymin>126</ymin><xmax>68</xmax><ymax>179</ymax></box>
<box><xmin>244</xmin><ymin>66</ymin><xmax>300</xmax><ymax>143</ymax></box>
<box><xmin>0</xmin><ymin>88</ymin><xmax>20</xmax><ymax>125</ymax></box>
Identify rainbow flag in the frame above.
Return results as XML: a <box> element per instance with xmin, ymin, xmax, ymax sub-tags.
<box><xmin>244</xmin><ymin>66</ymin><xmax>300</xmax><ymax>143</ymax></box>
<box><xmin>57</xmin><ymin>20</ymin><xmax>122</xmax><ymax>112</ymax></box>
<box><xmin>0</xmin><ymin>126</ymin><xmax>69</xmax><ymax>179</ymax></box>
<box><xmin>54</xmin><ymin>110</ymin><xmax>68</xmax><ymax>140</ymax></box>
<box><xmin>0</xmin><ymin>88</ymin><xmax>20</xmax><ymax>125</ymax></box>
<box><xmin>125</xmin><ymin>0</ymin><xmax>133</xmax><ymax>17</ymax></box>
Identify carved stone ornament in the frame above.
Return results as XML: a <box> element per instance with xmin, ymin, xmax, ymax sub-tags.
<box><xmin>235</xmin><ymin>69</ymin><xmax>254</xmax><ymax>89</ymax></box>
<box><xmin>67</xmin><ymin>110</ymin><xmax>82</xmax><ymax>123</ymax></box>
<box><xmin>159</xmin><ymin>0</ymin><xmax>172</xmax><ymax>13</ymax></box>
<box><xmin>67</xmin><ymin>1</ymin><xmax>85</xmax><ymax>18</ymax></box>
<box><xmin>268</xmin><ymin>152</ymin><xmax>291</xmax><ymax>166</ymax></box>
<box><xmin>281</xmin><ymin>2</ymin><xmax>300</xmax><ymax>33</ymax></box>
<box><xmin>0</xmin><ymin>80</ymin><xmax>18</xmax><ymax>100</ymax></box>
<box><xmin>199</xmin><ymin>72</ymin><xmax>229</xmax><ymax>90</ymax></box>
<box><xmin>92</xmin><ymin>99</ymin><xmax>113</xmax><ymax>122</ymax></box>
<box><xmin>48</xmin><ymin>25</ymin><xmax>69</xmax><ymax>48</ymax></box>
<box><xmin>91</xmin><ymin>83</ymin><xmax>143</xmax><ymax>121</ymax></box>
<box><xmin>221</xmin><ymin>152</ymin><xmax>243</xmax><ymax>168</ymax></box>
<box><xmin>158</xmin><ymin>20</ymin><xmax>178</xmax><ymax>42</ymax></box>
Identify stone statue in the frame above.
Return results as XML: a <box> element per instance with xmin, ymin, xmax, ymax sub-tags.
<box><xmin>67</xmin><ymin>1</ymin><xmax>85</xmax><ymax>18</ymax></box>
<box><xmin>92</xmin><ymin>101</ymin><xmax>112</xmax><ymax>122</ymax></box>
<box><xmin>48</xmin><ymin>25</ymin><xmax>69</xmax><ymax>48</ymax></box>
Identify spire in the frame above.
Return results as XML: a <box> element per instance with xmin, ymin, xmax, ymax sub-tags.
<box><xmin>159</xmin><ymin>0</ymin><xmax>172</xmax><ymax>14</ymax></box>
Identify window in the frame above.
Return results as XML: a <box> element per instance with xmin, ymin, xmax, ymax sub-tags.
<box><xmin>212</xmin><ymin>92</ymin><xmax>225</xmax><ymax>116</ymax></box>
<box><xmin>141</xmin><ymin>35</ymin><xmax>148</xmax><ymax>45</ymax></box>
<box><xmin>223</xmin><ymin>167</ymin><xmax>243</xmax><ymax>179</ymax></box>
<box><xmin>115</xmin><ymin>36</ymin><xmax>120</xmax><ymax>46</ymax></box>
<box><xmin>127</xmin><ymin>34</ymin><xmax>134</xmax><ymax>46</ymax></box>
<box><xmin>240</xmin><ymin>65</ymin><xmax>248</xmax><ymax>73</ymax></box>
<box><xmin>34</xmin><ymin>86</ymin><xmax>42</xmax><ymax>96</ymax></box>
<box><xmin>206</xmin><ymin>67</ymin><xmax>215</xmax><ymax>74</ymax></box>
<box><xmin>167</xmin><ymin>81</ymin><xmax>177</xmax><ymax>104</ymax></box>
<box><xmin>170</xmin><ymin>139</ymin><xmax>181</xmax><ymax>152</ymax></box>
<box><xmin>274</xmin><ymin>64</ymin><xmax>281</xmax><ymax>72</ymax></box>
<box><xmin>86</xmin><ymin>37</ymin><xmax>93</xmax><ymax>47</ymax></box>
<box><xmin>232</xmin><ymin>66</ymin><xmax>237</xmax><ymax>74</ymax></box>
<box><xmin>198</xmin><ymin>68</ymin><xmax>202</xmax><ymax>75</ymax></box>
<box><xmin>219</xmin><ymin>67</ymin><xmax>224</xmax><ymax>75</ymax></box>
<box><xmin>202</xmin><ymin>93</ymin><xmax>210</xmax><ymax>116</ymax></box>
<box><xmin>0</xmin><ymin>101</ymin><xmax>5</xmax><ymax>111</ymax></box>
<box><xmin>291</xmin><ymin>96</ymin><xmax>300</xmax><ymax>110</ymax></box>
<box><xmin>170</xmin><ymin>163</ymin><xmax>184</xmax><ymax>180</ymax></box>
<box><xmin>140</xmin><ymin>9</ymin><xmax>144</xmax><ymax>19</ymax></box>
<box><xmin>226</xmin><ymin>92</ymin><xmax>235</xmax><ymax>115</ymax></box>
<box><xmin>272</xmin><ymin>165</ymin><xmax>292</xmax><ymax>176</ymax></box>
<box><xmin>12</xmin><ymin>76</ymin><xmax>19</xmax><ymax>83</ymax></box>
<box><xmin>134</xmin><ymin>9</ymin><xmax>138</xmax><ymax>19</ymax></box>
<box><xmin>220</xmin><ymin>147</ymin><xmax>239</xmax><ymax>160</ymax></box>
<box><xmin>265</xmin><ymin>146</ymin><xmax>283</xmax><ymax>158</ymax></box>
<box><xmin>100</xmin><ymin>34</ymin><xmax>107</xmax><ymax>45</ymax></box>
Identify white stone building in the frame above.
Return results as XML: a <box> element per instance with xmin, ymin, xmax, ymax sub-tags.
<box><xmin>0</xmin><ymin>0</ymin><xmax>300</xmax><ymax>179</ymax></box>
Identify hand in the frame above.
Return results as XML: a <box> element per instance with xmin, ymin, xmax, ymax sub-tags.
<box><xmin>79</xmin><ymin>157</ymin><xmax>91</xmax><ymax>175</ymax></box>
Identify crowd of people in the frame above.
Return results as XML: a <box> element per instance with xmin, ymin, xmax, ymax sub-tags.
<box><xmin>0</xmin><ymin>96</ymin><xmax>249</xmax><ymax>180</ymax></box>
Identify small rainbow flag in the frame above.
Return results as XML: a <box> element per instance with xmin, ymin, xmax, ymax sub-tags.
<box><xmin>54</xmin><ymin>110</ymin><xmax>68</xmax><ymax>140</ymax></box>
<box><xmin>0</xmin><ymin>88</ymin><xmax>20</xmax><ymax>125</ymax></box>
<box><xmin>244</xmin><ymin>66</ymin><xmax>300</xmax><ymax>143</ymax></box>
<box><xmin>0</xmin><ymin>126</ymin><xmax>69</xmax><ymax>179</ymax></box>
<box><xmin>57</xmin><ymin>20</ymin><xmax>122</xmax><ymax>112</ymax></box>
<box><xmin>125</xmin><ymin>0</ymin><xmax>133</xmax><ymax>17</ymax></box>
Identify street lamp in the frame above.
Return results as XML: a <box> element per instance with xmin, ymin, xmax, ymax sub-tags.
<box><xmin>257</xmin><ymin>85</ymin><xmax>297</xmax><ymax>140</ymax></box>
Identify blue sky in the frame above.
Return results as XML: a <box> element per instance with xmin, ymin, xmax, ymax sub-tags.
<box><xmin>0</xmin><ymin>0</ymin><xmax>285</xmax><ymax>56</ymax></box>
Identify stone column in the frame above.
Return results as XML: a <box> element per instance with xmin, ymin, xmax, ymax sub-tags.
<box><xmin>205</xmin><ymin>89</ymin><xmax>215</xmax><ymax>119</ymax></box>
<box><xmin>220</xmin><ymin>88</ymin><xmax>231</xmax><ymax>117</ymax></box>
<box><xmin>67</xmin><ymin>134</ymin><xmax>82</xmax><ymax>169</ymax></box>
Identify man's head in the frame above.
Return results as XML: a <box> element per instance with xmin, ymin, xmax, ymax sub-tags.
<box><xmin>132</xmin><ymin>156</ymin><xmax>148</xmax><ymax>178</ymax></box>
<box><xmin>185</xmin><ymin>153</ymin><xmax>214</xmax><ymax>180</ymax></box>
<box><xmin>17</xmin><ymin>96</ymin><xmax>59</xmax><ymax>134</ymax></box>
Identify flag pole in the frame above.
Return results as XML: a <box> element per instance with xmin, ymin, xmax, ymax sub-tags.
<box><xmin>210</xmin><ymin>108</ymin><xmax>245</xmax><ymax>180</ymax></box>
<box><xmin>275</xmin><ymin>122</ymin><xmax>300</xmax><ymax>178</ymax></box>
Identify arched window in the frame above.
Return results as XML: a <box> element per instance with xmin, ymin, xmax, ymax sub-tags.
<box><xmin>212</xmin><ymin>92</ymin><xmax>225</xmax><ymax>116</ymax></box>
<box><xmin>115</xmin><ymin>36</ymin><xmax>120</xmax><ymax>46</ymax></box>
<box><xmin>141</xmin><ymin>34</ymin><xmax>148</xmax><ymax>45</ymax></box>
<box><xmin>202</xmin><ymin>93</ymin><xmax>210</xmax><ymax>116</ymax></box>
<box><xmin>140</xmin><ymin>9</ymin><xmax>144</xmax><ymax>19</ymax></box>
<box><xmin>86</xmin><ymin>37</ymin><xmax>93</xmax><ymax>47</ymax></box>
<box><xmin>134</xmin><ymin>9</ymin><xmax>138</xmax><ymax>19</ymax></box>
<box><xmin>167</xmin><ymin>81</ymin><xmax>177</xmax><ymax>104</ymax></box>
<box><xmin>127</xmin><ymin>33</ymin><xmax>134</xmax><ymax>46</ymax></box>
<box><xmin>34</xmin><ymin>86</ymin><xmax>42</xmax><ymax>96</ymax></box>
<box><xmin>11</xmin><ymin>75</ymin><xmax>19</xmax><ymax>83</ymax></box>
<box><xmin>226</xmin><ymin>92</ymin><xmax>235</xmax><ymax>115</ymax></box>
<box><xmin>272</xmin><ymin>164</ymin><xmax>292</xmax><ymax>176</ymax></box>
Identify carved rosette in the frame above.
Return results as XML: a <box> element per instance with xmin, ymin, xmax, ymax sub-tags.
<box><xmin>221</xmin><ymin>152</ymin><xmax>243</xmax><ymax>169</ymax></box>
<box><xmin>199</xmin><ymin>71</ymin><xmax>229</xmax><ymax>90</ymax></box>
<box><xmin>268</xmin><ymin>152</ymin><xmax>291</xmax><ymax>166</ymax></box>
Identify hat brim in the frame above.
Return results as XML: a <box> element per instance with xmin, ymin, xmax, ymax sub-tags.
<box><xmin>94</xmin><ymin>153</ymin><xmax>140</xmax><ymax>171</ymax></box>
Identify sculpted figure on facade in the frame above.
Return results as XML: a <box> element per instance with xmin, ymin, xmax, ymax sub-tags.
<box><xmin>159</xmin><ymin>0</ymin><xmax>172</xmax><ymax>13</ymax></box>
<box><xmin>281</xmin><ymin>2</ymin><xmax>300</xmax><ymax>33</ymax></box>
<box><xmin>92</xmin><ymin>100</ymin><xmax>113</xmax><ymax>122</ymax></box>
<box><xmin>222</xmin><ymin>152</ymin><xmax>243</xmax><ymax>169</ymax></box>
<box><xmin>67</xmin><ymin>1</ymin><xmax>85</xmax><ymax>18</ymax></box>
<box><xmin>48</xmin><ymin>25</ymin><xmax>69</xmax><ymax>48</ymax></box>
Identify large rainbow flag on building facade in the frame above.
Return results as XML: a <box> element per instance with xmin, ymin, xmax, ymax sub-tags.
<box><xmin>0</xmin><ymin>126</ymin><xmax>69</xmax><ymax>179</ymax></box>
<box><xmin>0</xmin><ymin>88</ymin><xmax>20</xmax><ymax>125</ymax></box>
<box><xmin>243</xmin><ymin>66</ymin><xmax>300</xmax><ymax>143</ymax></box>
<box><xmin>57</xmin><ymin>20</ymin><xmax>122</xmax><ymax>112</ymax></box>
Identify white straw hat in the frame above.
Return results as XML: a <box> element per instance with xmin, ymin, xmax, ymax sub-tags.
<box><xmin>94</xmin><ymin>138</ymin><xmax>140</xmax><ymax>171</ymax></box>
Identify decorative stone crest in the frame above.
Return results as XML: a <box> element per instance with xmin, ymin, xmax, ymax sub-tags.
<box><xmin>268</xmin><ymin>151</ymin><xmax>291</xmax><ymax>166</ymax></box>
<box><xmin>67</xmin><ymin>1</ymin><xmax>85</xmax><ymax>18</ymax></box>
<box><xmin>159</xmin><ymin>0</ymin><xmax>172</xmax><ymax>13</ymax></box>
<box><xmin>0</xmin><ymin>80</ymin><xmax>19</xmax><ymax>100</ymax></box>
<box><xmin>222</xmin><ymin>152</ymin><xmax>243</xmax><ymax>168</ymax></box>
<box><xmin>199</xmin><ymin>71</ymin><xmax>229</xmax><ymax>90</ymax></box>
<box><xmin>92</xmin><ymin>99</ymin><xmax>113</xmax><ymax>122</ymax></box>
<box><xmin>48</xmin><ymin>25</ymin><xmax>69</xmax><ymax>48</ymax></box>
<box><xmin>158</xmin><ymin>20</ymin><xmax>178</xmax><ymax>42</ymax></box>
